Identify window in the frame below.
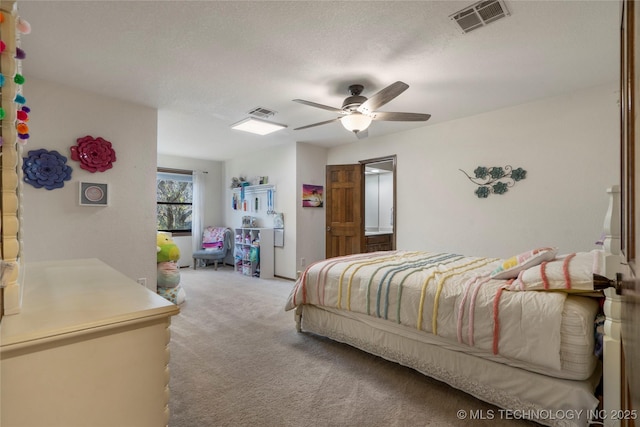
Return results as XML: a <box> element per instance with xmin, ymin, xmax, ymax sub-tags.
<box><xmin>157</xmin><ymin>169</ymin><xmax>193</xmax><ymax>235</ymax></box>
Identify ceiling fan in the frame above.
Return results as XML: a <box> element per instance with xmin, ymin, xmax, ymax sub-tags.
<box><xmin>293</xmin><ymin>81</ymin><xmax>431</xmax><ymax>139</ymax></box>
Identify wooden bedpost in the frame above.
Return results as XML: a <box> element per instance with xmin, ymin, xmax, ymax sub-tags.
<box><xmin>603</xmin><ymin>287</ymin><xmax>623</xmax><ymax>427</ymax></box>
<box><xmin>602</xmin><ymin>186</ymin><xmax>622</xmax><ymax>278</ymax></box>
<box><xmin>602</xmin><ymin>185</ymin><xmax>625</xmax><ymax>427</ymax></box>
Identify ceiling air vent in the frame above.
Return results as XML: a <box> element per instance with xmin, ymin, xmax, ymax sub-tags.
<box><xmin>247</xmin><ymin>106</ymin><xmax>277</xmax><ymax>119</ymax></box>
<box><xmin>450</xmin><ymin>0</ymin><xmax>510</xmax><ymax>34</ymax></box>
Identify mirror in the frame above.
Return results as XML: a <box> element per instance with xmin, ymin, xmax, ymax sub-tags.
<box><xmin>361</xmin><ymin>156</ymin><xmax>396</xmax><ymax>251</ymax></box>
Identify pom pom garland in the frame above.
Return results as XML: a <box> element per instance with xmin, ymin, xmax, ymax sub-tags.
<box><xmin>0</xmin><ymin>16</ymin><xmax>32</xmax><ymax>144</ymax></box>
<box><xmin>16</xmin><ymin>123</ymin><xmax>28</xmax><ymax>134</ymax></box>
<box><xmin>16</xmin><ymin>17</ymin><xmax>31</xmax><ymax>34</ymax></box>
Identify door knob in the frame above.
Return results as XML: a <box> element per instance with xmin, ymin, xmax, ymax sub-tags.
<box><xmin>327</xmin><ymin>226</ymin><xmax>331</xmax><ymax>231</ymax></box>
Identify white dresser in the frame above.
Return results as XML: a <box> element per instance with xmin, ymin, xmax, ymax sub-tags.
<box><xmin>0</xmin><ymin>258</ymin><xmax>180</xmax><ymax>427</ymax></box>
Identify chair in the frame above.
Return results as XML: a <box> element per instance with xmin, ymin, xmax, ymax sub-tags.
<box><xmin>192</xmin><ymin>227</ymin><xmax>232</xmax><ymax>270</ymax></box>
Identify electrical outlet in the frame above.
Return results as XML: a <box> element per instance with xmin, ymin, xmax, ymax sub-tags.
<box><xmin>300</xmin><ymin>258</ymin><xmax>306</xmax><ymax>268</ymax></box>
<box><xmin>136</xmin><ymin>278</ymin><xmax>147</xmax><ymax>287</ymax></box>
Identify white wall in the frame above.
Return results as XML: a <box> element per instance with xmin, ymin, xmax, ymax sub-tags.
<box><xmin>22</xmin><ymin>77</ymin><xmax>159</xmax><ymax>288</ymax></box>
<box><xmin>378</xmin><ymin>172</ymin><xmax>393</xmax><ymax>232</ymax></box>
<box><xmin>328</xmin><ymin>83</ymin><xmax>619</xmax><ymax>258</ymax></box>
<box><xmin>296</xmin><ymin>142</ymin><xmax>328</xmax><ymax>271</ymax></box>
<box><xmin>365</xmin><ymin>172</ymin><xmax>393</xmax><ymax>232</ymax></box>
<box><xmin>157</xmin><ymin>154</ymin><xmax>225</xmax><ymax>266</ymax></box>
<box><xmin>224</xmin><ymin>143</ymin><xmax>298</xmax><ymax>279</ymax></box>
<box><xmin>365</xmin><ymin>174</ymin><xmax>379</xmax><ymax>230</ymax></box>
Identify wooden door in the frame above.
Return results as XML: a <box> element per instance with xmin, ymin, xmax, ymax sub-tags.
<box><xmin>325</xmin><ymin>164</ymin><xmax>363</xmax><ymax>258</ymax></box>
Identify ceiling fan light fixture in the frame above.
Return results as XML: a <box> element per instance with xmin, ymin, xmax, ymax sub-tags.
<box><xmin>341</xmin><ymin>113</ymin><xmax>372</xmax><ymax>133</ymax></box>
<box><xmin>230</xmin><ymin>117</ymin><xmax>287</xmax><ymax>135</ymax></box>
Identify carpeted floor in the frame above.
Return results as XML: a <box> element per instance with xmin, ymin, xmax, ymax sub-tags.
<box><xmin>168</xmin><ymin>266</ymin><xmax>538</xmax><ymax>427</ymax></box>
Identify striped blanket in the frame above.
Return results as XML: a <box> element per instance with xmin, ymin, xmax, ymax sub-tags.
<box><xmin>285</xmin><ymin>250</ymin><xmax>599</xmax><ymax>371</ymax></box>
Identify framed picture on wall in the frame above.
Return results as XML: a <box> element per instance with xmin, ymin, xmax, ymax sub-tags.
<box><xmin>302</xmin><ymin>184</ymin><xmax>323</xmax><ymax>207</ymax></box>
<box><xmin>79</xmin><ymin>182</ymin><xmax>109</xmax><ymax>206</ymax></box>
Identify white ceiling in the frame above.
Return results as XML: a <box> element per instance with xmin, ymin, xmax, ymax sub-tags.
<box><xmin>17</xmin><ymin>1</ymin><xmax>619</xmax><ymax>161</ymax></box>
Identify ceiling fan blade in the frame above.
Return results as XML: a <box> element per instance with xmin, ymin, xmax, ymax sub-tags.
<box><xmin>293</xmin><ymin>99</ymin><xmax>343</xmax><ymax>113</ymax></box>
<box><xmin>294</xmin><ymin>117</ymin><xmax>341</xmax><ymax>130</ymax></box>
<box><xmin>357</xmin><ymin>81</ymin><xmax>409</xmax><ymax>115</ymax></box>
<box><xmin>371</xmin><ymin>111</ymin><xmax>431</xmax><ymax>122</ymax></box>
<box><xmin>355</xmin><ymin>129</ymin><xmax>369</xmax><ymax>139</ymax></box>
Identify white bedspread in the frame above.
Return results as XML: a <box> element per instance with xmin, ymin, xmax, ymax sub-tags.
<box><xmin>286</xmin><ymin>251</ymin><xmax>597</xmax><ymax>372</ymax></box>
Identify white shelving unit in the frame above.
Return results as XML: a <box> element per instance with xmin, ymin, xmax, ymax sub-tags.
<box><xmin>234</xmin><ymin>228</ymin><xmax>274</xmax><ymax>279</ymax></box>
<box><xmin>232</xmin><ymin>184</ymin><xmax>276</xmax><ymax>214</ymax></box>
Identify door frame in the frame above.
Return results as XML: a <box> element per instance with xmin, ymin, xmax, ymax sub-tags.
<box><xmin>359</xmin><ymin>155</ymin><xmax>397</xmax><ymax>250</ymax></box>
<box><xmin>619</xmin><ymin>0</ymin><xmax>639</xmax><ymax>417</ymax></box>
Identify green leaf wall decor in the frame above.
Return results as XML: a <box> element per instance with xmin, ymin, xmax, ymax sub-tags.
<box><xmin>460</xmin><ymin>165</ymin><xmax>527</xmax><ymax>198</ymax></box>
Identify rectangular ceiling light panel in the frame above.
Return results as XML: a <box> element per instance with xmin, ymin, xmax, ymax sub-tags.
<box><xmin>230</xmin><ymin>117</ymin><xmax>287</xmax><ymax>135</ymax></box>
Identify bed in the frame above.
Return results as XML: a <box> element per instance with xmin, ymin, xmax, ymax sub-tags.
<box><xmin>285</xmin><ymin>187</ymin><xmax>626</xmax><ymax>427</ymax></box>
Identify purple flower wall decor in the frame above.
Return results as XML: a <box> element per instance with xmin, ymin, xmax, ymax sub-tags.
<box><xmin>23</xmin><ymin>149</ymin><xmax>73</xmax><ymax>190</ymax></box>
<box><xmin>70</xmin><ymin>135</ymin><xmax>117</xmax><ymax>172</ymax></box>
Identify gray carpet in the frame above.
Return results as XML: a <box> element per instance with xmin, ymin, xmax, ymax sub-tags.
<box><xmin>168</xmin><ymin>266</ymin><xmax>537</xmax><ymax>427</ymax></box>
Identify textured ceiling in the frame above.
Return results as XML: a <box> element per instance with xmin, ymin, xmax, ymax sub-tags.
<box><xmin>17</xmin><ymin>1</ymin><xmax>619</xmax><ymax>161</ymax></box>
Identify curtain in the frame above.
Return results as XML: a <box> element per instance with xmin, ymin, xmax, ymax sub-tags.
<box><xmin>192</xmin><ymin>170</ymin><xmax>206</xmax><ymax>254</ymax></box>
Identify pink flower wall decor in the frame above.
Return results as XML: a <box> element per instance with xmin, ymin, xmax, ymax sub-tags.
<box><xmin>70</xmin><ymin>135</ymin><xmax>117</xmax><ymax>172</ymax></box>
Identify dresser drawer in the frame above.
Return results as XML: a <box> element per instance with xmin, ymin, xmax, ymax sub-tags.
<box><xmin>365</xmin><ymin>234</ymin><xmax>392</xmax><ymax>252</ymax></box>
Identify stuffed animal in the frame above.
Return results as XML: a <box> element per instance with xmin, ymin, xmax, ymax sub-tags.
<box><xmin>157</xmin><ymin>232</ymin><xmax>180</xmax><ymax>263</ymax></box>
<box><xmin>156</xmin><ymin>232</ymin><xmax>186</xmax><ymax>305</ymax></box>
<box><xmin>157</xmin><ymin>261</ymin><xmax>180</xmax><ymax>288</ymax></box>
<box><xmin>157</xmin><ymin>285</ymin><xmax>186</xmax><ymax>305</ymax></box>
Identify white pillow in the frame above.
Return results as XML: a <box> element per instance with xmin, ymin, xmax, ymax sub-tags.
<box><xmin>490</xmin><ymin>247</ymin><xmax>558</xmax><ymax>279</ymax></box>
<box><xmin>507</xmin><ymin>251</ymin><xmax>600</xmax><ymax>292</ymax></box>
